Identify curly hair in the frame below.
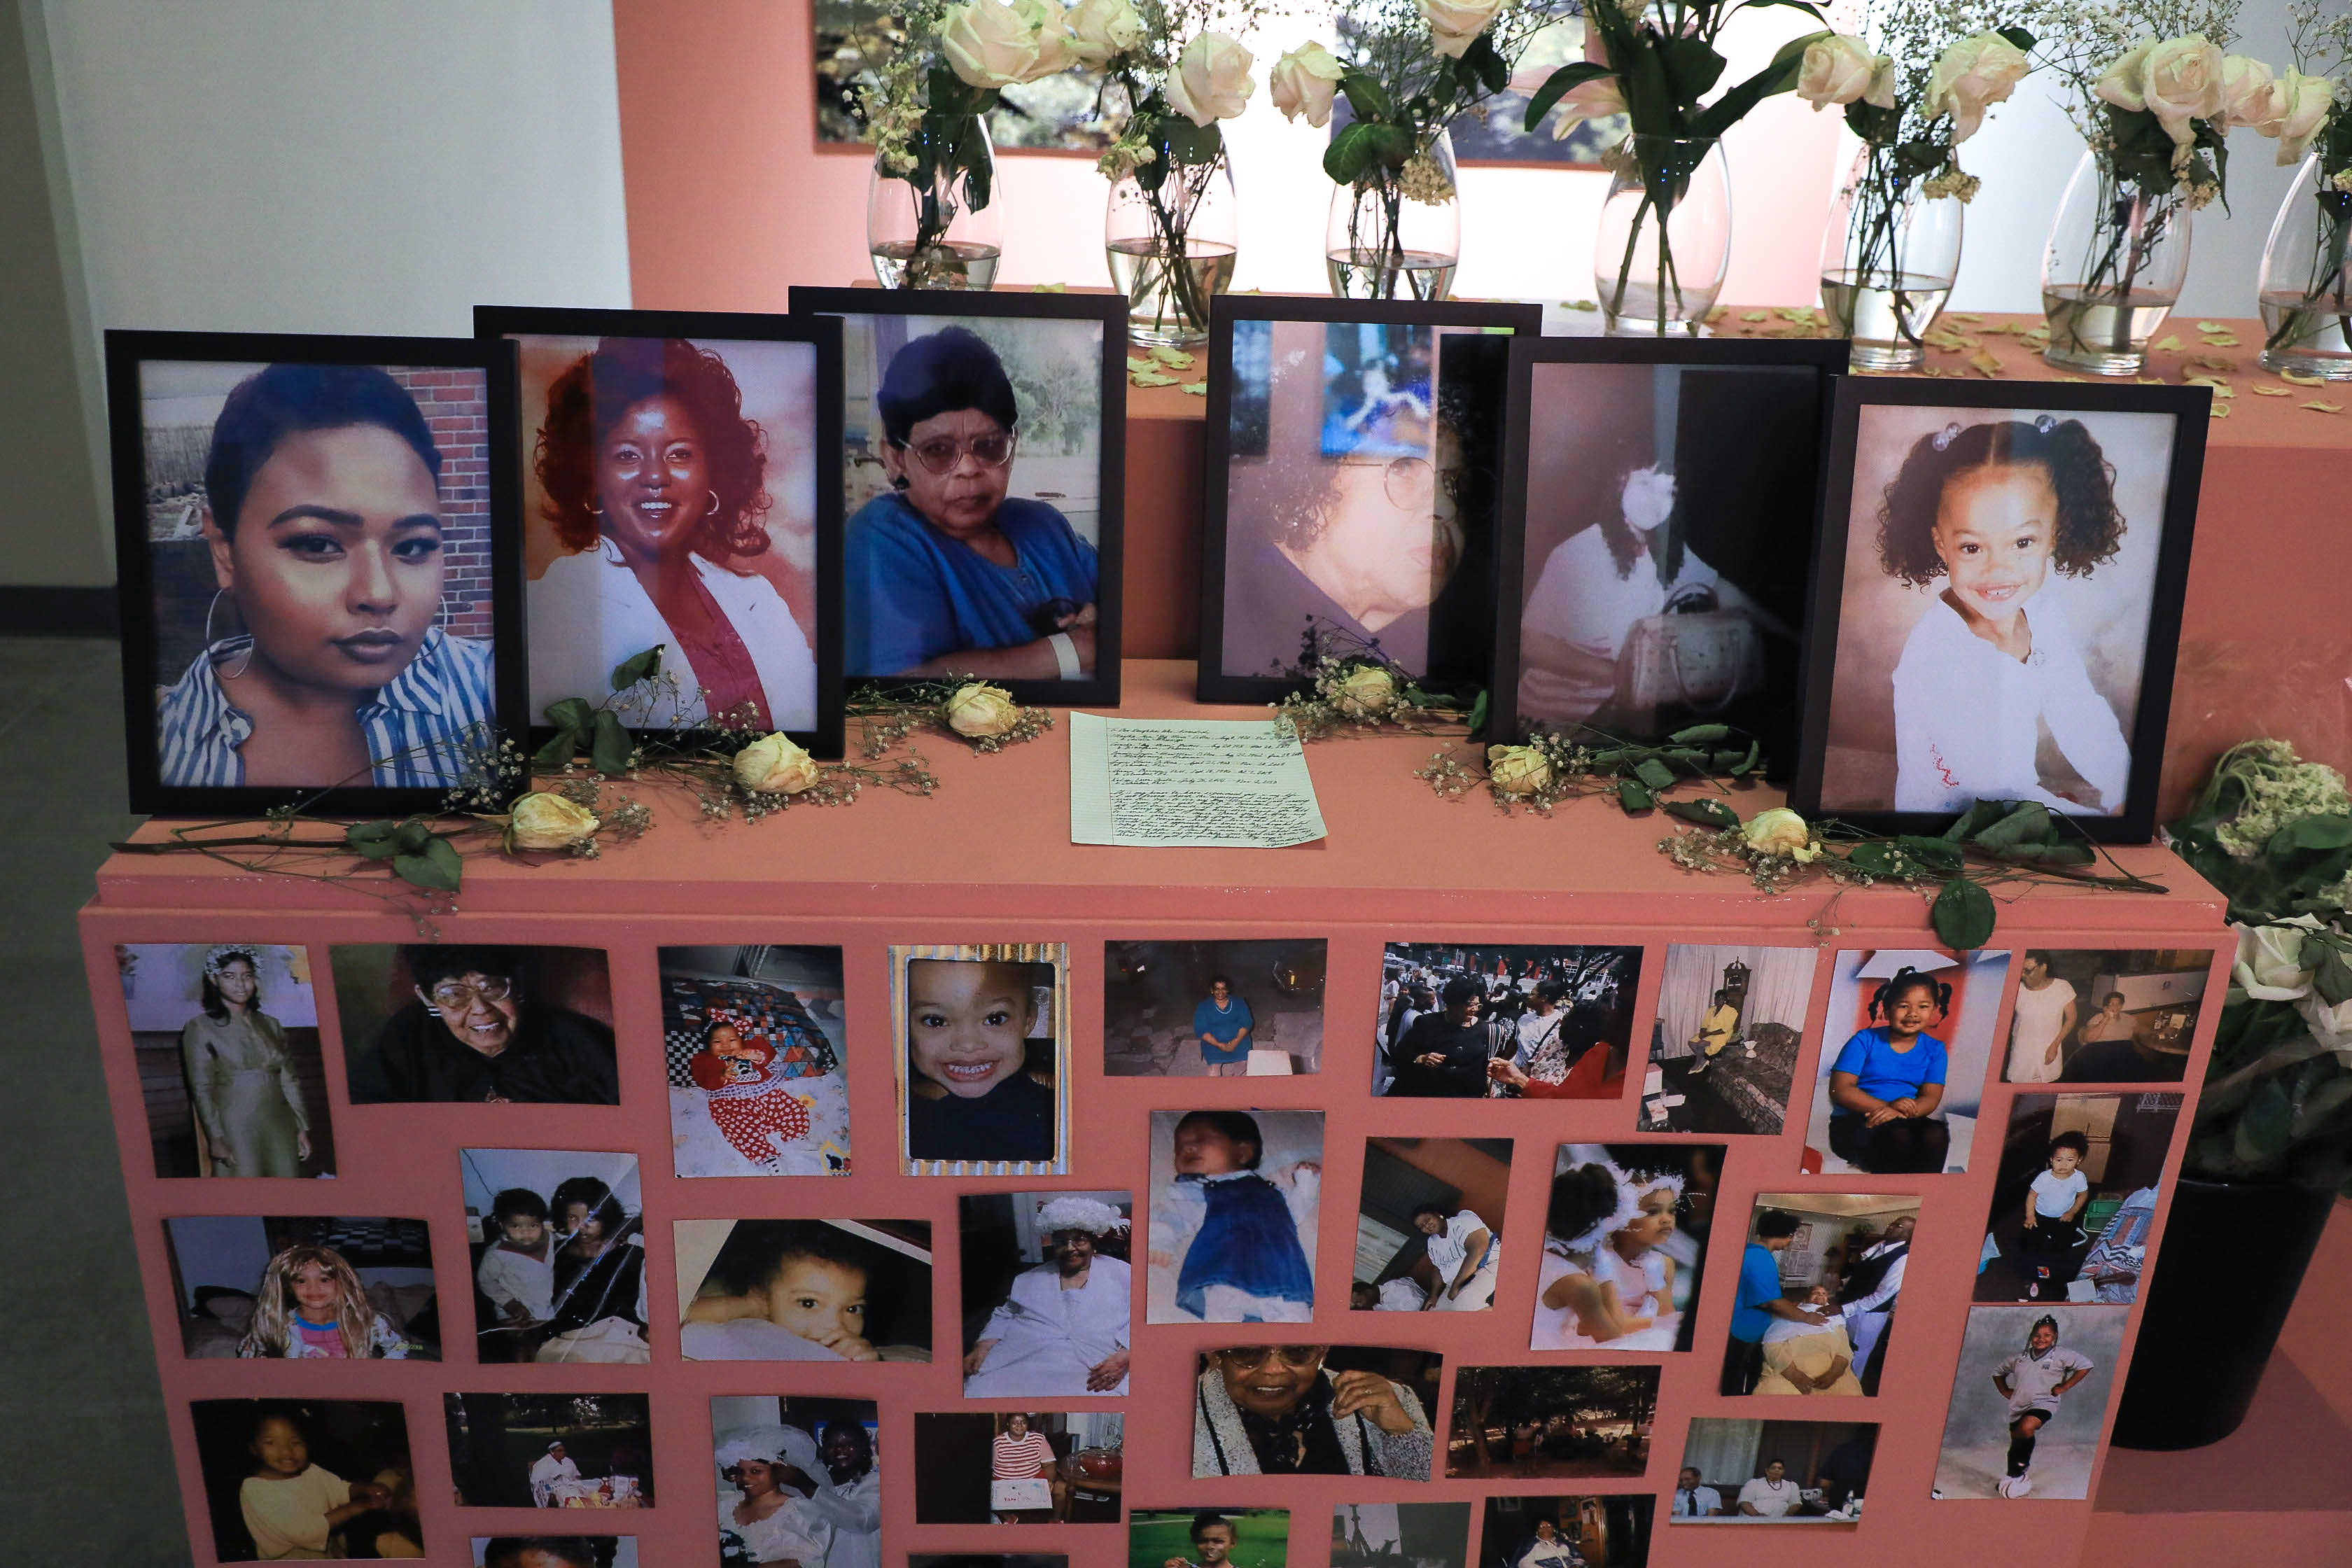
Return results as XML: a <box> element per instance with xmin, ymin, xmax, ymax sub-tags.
<box><xmin>1875</xmin><ymin>416</ymin><xmax>2125</xmax><ymax>587</ymax></box>
<box><xmin>534</xmin><ymin>337</ymin><xmax>772</xmax><ymax>559</ymax></box>
<box><xmin>239</xmin><ymin>1244</ymin><xmax>372</xmax><ymax>1358</ymax></box>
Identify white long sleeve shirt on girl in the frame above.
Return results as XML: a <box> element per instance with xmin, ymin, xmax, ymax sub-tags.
<box><xmin>1889</xmin><ymin>590</ymin><xmax>2131</xmax><ymax>816</ymax></box>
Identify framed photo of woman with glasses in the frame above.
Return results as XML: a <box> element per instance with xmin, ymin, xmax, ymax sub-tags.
<box><xmin>106</xmin><ymin>330</ymin><xmax>525</xmax><ymax>816</ymax></box>
<box><xmin>789</xmin><ymin>287</ymin><xmax>1126</xmax><ymax>707</ymax></box>
<box><xmin>475</xmin><ymin>307</ymin><xmax>846</xmax><ymax>758</ymax></box>
<box><xmin>1197</xmin><ymin>295</ymin><xmax>1538</xmax><ymax>706</ymax></box>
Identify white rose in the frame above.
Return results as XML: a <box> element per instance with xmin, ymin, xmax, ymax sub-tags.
<box><xmin>2255</xmin><ymin>68</ymin><xmax>2337</xmax><ymax>164</ymax></box>
<box><xmin>1547</xmin><ymin>74</ymin><xmax>1627</xmax><ymax>140</ymax></box>
<box><xmin>2232</xmin><ymin>916</ymin><xmax>2322</xmax><ymax>1000</ymax></box>
<box><xmin>1065</xmin><ymin>0</ymin><xmax>1142</xmax><ymax>66</ymax></box>
<box><xmin>1742</xmin><ymin>806</ymin><xmax>1818</xmax><ymax>860</ymax></box>
<box><xmin>1486</xmin><ymin>744</ymin><xmax>1553</xmax><ymax>796</ymax></box>
<box><xmin>733</xmin><ymin>732</ymin><xmax>820</xmax><ymax>795</ymax></box>
<box><xmin>941</xmin><ymin>0</ymin><xmax>1042</xmax><ymax>89</ymax></box>
<box><xmin>505</xmin><ymin>792</ymin><xmax>600</xmax><ymax>852</ymax></box>
<box><xmin>1269</xmin><ymin>41</ymin><xmax>1348</xmax><ymax>128</ymax></box>
<box><xmin>944</xmin><ymin>682</ymin><xmax>1023</xmax><ymax>737</ymax></box>
<box><xmin>2297</xmin><ymin>988</ymin><xmax>2352</xmax><ymax>1057</ymax></box>
<box><xmin>1864</xmin><ymin>56</ymin><xmax>1898</xmax><ymax>110</ymax></box>
<box><xmin>2096</xmin><ymin>39</ymin><xmax>2154</xmax><ymax>113</ymax></box>
<box><xmin>1164</xmin><ymin>31</ymin><xmax>1254</xmax><ymax>127</ymax></box>
<box><xmin>2141</xmin><ymin>33</ymin><xmax>2227</xmax><ymax>145</ymax></box>
<box><xmin>1418</xmin><ymin>0</ymin><xmax>1508</xmax><ymax>59</ymax></box>
<box><xmin>2217</xmin><ymin>53</ymin><xmax>2275</xmax><ymax>129</ymax></box>
<box><xmin>1929</xmin><ymin>32</ymin><xmax>2031</xmax><ymax>142</ymax></box>
<box><xmin>1796</xmin><ymin>34</ymin><xmax>1886</xmax><ymax>113</ymax></box>
<box><xmin>1334</xmin><ymin>664</ymin><xmax>1396</xmax><ymax>717</ymax></box>
<box><xmin>1013</xmin><ymin>0</ymin><xmax>1078</xmax><ymax>80</ymax></box>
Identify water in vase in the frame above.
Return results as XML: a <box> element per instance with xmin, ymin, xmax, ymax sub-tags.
<box><xmin>1821</xmin><ymin>271</ymin><xmax>1952</xmax><ymax>370</ymax></box>
<box><xmin>2040</xmin><ymin>286</ymin><xmax>2177</xmax><ymax>374</ymax></box>
<box><xmin>1326</xmin><ymin>248</ymin><xmax>1457</xmax><ymax>302</ymax></box>
<box><xmin>869</xmin><ymin>240</ymin><xmax>1002</xmax><ymax>291</ymax></box>
<box><xmin>2258</xmin><ymin>288</ymin><xmax>2352</xmax><ymax>378</ymax></box>
<box><xmin>1105</xmin><ymin>239</ymin><xmax>1237</xmax><ymax>346</ymax></box>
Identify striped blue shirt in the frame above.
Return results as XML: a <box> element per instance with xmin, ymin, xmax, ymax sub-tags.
<box><xmin>156</xmin><ymin>628</ymin><xmax>497</xmax><ymax>789</ymax></box>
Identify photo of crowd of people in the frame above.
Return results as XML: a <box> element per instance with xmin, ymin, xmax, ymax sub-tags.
<box><xmin>674</xmin><ymin>1217</ymin><xmax>932</xmax><ymax>1362</ymax></box>
<box><xmin>460</xmin><ymin>1147</ymin><xmax>645</xmax><ymax>1364</ymax></box>
<box><xmin>1330</xmin><ymin>1503</ymin><xmax>1470</xmax><ymax>1568</ymax></box>
<box><xmin>960</xmin><ymin>1191</ymin><xmax>1132</xmax><ymax>1395</ymax></box>
<box><xmin>1717</xmin><ymin>1195</ymin><xmax>1919</xmax><ymax>1397</ymax></box>
<box><xmin>1193</xmin><ymin>1346</ymin><xmax>1441</xmax><ymax>1480</ymax></box>
<box><xmin>334</xmin><ymin>943</ymin><xmax>619</xmax><ymax>1106</ymax></box>
<box><xmin>1670</xmin><ymin>1419</ymin><xmax>1878</xmax><ymax>1522</ymax></box>
<box><xmin>1133</xmin><ymin>1508</ymin><xmax>1291</xmax><ymax>1568</ymax></box>
<box><xmin>1104</xmin><ymin>940</ymin><xmax>1328</xmax><ymax>1077</ymax></box>
<box><xmin>164</xmin><ymin>1214</ymin><xmax>438</xmax><ymax>1360</ymax></box>
<box><xmin>1533</xmin><ymin>1144</ymin><xmax>1721</xmax><ymax>1352</ymax></box>
<box><xmin>2004</xmin><ymin>948</ymin><xmax>2208</xmax><ymax>1084</ymax></box>
<box><xmin>913</xmin><ymin>1410</ymin><xmax>1124</xmax><ymax>1524</ymax></box>
<box><xmin>893</xmin><ymin>944</ymin><xmax>1068</xmax><ymax>1173</ymax></box>
<box><xmin>1446</xmin><ymin>1368</ymin><xmax>1659</xmax><ymax>1481</ymax></box>
<box><xmin>1975</xmin><ymin>1091</ymin><xmax>2181</xmax><ymax>1304</ymax></box>
<box><xmin>1376</xmin><ymin>944</ymin><xmax>1642</xmax><ymax>1099</ymax></box>
<box><xmin>1147</xmin><ymin>1110</ymin><xmax>1322</xmax><ymax>1325</ymax></box>
<box><xmin>1803</xmin><ymin>949</ymin><xmax>2010</xmax><ymax>1175</ymax></box>
<box><xmin>190</xmin><ymin>1397</ymin><xmax>421</xmax><ymax>1561</ymax></box>
<box><xmin>1352</xmin><ymin>1138</ymin><xmax>1508</xmax><ymax>1314</ymax></box>
<box><xmin>119</xmin><ymin>941</ymin><xmax>335</xmax><ymax>1178</ymax></box>
<box><xmin>1638</xmin><ymin>945</ymin><xmax>1815</xmax><ymax>1136</ymax></box>
<box><xmin>444</xmin><ymin>1392</ymin><xmax>652</xmax><ymax>1509</ymax></box>
<box><xmin>659</xmin><ymin>944</ymin><xmax>850</xmax><ymax>1176</ymax></box>
<box><xmin>1474</xmin><ymin>1495</ymin><xmax>1652</xmax><ymax>1568</ymax></box>
<box><xmin>1934</xmin><ymin>1306</ymin><xmax>2122</xmax><ymax>1499</ymax></box>
<box><xmin>711</xmin><ymin>1394</ymin><xmax>882</xmax><ymax>1568</ymax></box>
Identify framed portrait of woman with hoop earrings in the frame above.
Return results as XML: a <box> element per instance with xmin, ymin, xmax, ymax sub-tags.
<box><xmin>476</xmin><ymin>307</ymin><xmax>846</xmax><ymax>760</ymax></box>
<box><xmin>107</xmin><ymin>330</ymin><xmax>526</xmax><ymax>816</ymax></box>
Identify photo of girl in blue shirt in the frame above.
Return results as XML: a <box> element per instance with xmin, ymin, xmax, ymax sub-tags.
<box><xmin>1826</xmin><ymin>967</ymin><xmax>1954</xmax><ymax>1174</ymax></box>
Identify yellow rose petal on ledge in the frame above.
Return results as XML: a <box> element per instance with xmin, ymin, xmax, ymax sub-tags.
<box><xmin>1948</xmin><ymin>312</ymin><xmax>1984</xmax><ymax>322</ymax></box>
<box><xmin>2135</xmin><ymin>377</ymin><xmax>2163</xmax><ymax>385</ymax></box>
<box><xmin>2197</xmin><ymin>321</ymin><xmax>2227</xmax><ymax>332</ymax></box>
<box><xmin>2186</xmin><ymin>377</ymin><xmax>2234</xmax><ymax>397</ymax></box>
<box><xmin>2057</xmin><ymin>375</ymin><xmax>2085</xmax><ymax>382</ymax></box>
<box><xmin>1126</xmin><ymin>356</ymin><xmax>1156</xmax><ymax>374</ymax></box>
<box><xmin>1180</xmin><ymin>382</ymin><xmax>1208</xmax><ymax>397</ymax></box>
<box><xmin>1560</xmin><ymin>299</ymin><xmax>1598</xmax><ymax>312</ymax></box>
<box><xmin>2304</xmin><ymin>400</ymin><xmax>2344</xmax><ymax>413</ymax></box>
<box><xmin>2208</xmin><ymin>402</ymin><xmax>2230</xmax><ymax>418</ymax></box>
<box><xmin>1030</xmin><ymin>282</ymin><xmax>1068</xmax><ymax>293</ymax></box>
<box><xmin>1149</xmin><ymin>346</ymin><xmax>1196</xmax><ymax>368</ymax></box>
<box><xmin>1132</xmin><ymin>370</ymin><xmax>1179</xmax><ymax>388</ymax></box>
<box><xmin>1741</xmin><ymin>309</ymin><xmax>1770</xmax><ymax>321</ymax></box>
<box><xmin>2202</xmin><ymin>336</ymin><xmax>2241</xmax><ymax>348</ymax></box>
<box><xmin>2152</xmin><ymin>335</ymin><xmax>2181</xmax><ymax>351</ymax></box>
<box><xmin>2251</xmin><ymin>384</ymin><xmax>2292</xmax><ymax>396</ymax></box>
<box><xmin>1705</xmin><ymin>306</ymin><xmax>1729</xmax><ymax>323</ymax></box>
<box><xmin>1968</xmin><ymin>350</ymin><xmax>2003</xmax><ymax>376</ymax></box>
<box><xmin>2281</xmin><ymin>368</ymin><xmax>2327</xmax><ymax>385</ymax></box>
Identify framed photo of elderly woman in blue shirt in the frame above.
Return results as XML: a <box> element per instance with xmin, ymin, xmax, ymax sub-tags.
<box><xmin>107</xmin><ymin>330</ymin><xmax>526</xmax><ymax>816</ymax></box>
<box><xmin>478</xmin><ymin>307</ymin><xmax>846</xmax><ymax>760</ymax></box>
<box><xmin>790</xmin><ymin>287</ymin><xmax>1125</xmax><ymax>706</ymax></box>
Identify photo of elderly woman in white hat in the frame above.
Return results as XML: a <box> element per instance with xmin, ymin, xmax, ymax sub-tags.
<box><xmin>962</xmin><ymin>1194</ymin><xmax>1133</xmax><ymax>1398</ymax></box>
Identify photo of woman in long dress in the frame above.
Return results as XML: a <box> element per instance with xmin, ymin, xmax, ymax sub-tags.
<box><xmin>526</xmin><ymin>336</ymin><xmax>819</xmax><ymax>732</ymax></box>
<box><xmin>181</xmin><ymin>946</ymin><xmax>312</xmax><ymax>1179</ymax></box>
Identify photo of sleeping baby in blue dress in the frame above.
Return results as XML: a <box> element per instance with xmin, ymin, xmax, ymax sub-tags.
<box><xmin>1146</xmin><ymin>1109</ymin><xmax>1322</xmax><ymax>1324</ymax></box>
<box><xmin>1816</xmin><ymin>402</ymin><xmax>2181</xmax><ymax>818</ymax></box>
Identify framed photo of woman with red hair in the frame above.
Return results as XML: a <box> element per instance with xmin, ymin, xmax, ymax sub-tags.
<box><xmin>476</xmin><ymin>307</ymin><xmax>845</xmax><ymax>758</ymax></box>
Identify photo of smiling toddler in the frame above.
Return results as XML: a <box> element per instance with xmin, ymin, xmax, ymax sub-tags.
<box><xmin>676</xmin><ymin>1217</ymin><xmax>934</xmax><ymax>1362</ymax></box>
<box><xmin>894</xmin><ymin>945</ymin><xmax>1068</xmax><ymax>1174</ymax></box>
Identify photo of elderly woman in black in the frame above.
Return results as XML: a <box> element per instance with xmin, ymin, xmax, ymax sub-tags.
<box><xmin>342</xmin><ymin>946</ymin><xmax>618</xmax><ymax>1105</ymax></box>
<box><xmin>181</xmin><ymin>946</ymin><xmax>313</xmax><ymax>1177</ymax></box>
<box><xmin>1191</xmin><ymin>1345</ymin><xmax>1436</xmax><ymax>1479</ymax></box>
<box><xmin>524</xmin><ymin>335</ymin><xmax>819</xmax><ymax>733</ymax></box>
<box><xmin>539</xmin><ymin>1177</ymin><xmax>648</xmax><ymax>1364</ymax></box>
<box><xmin>842</xmin><ymin>326</ymin><xmax>1103</xmax><ymax>682</ymax></box>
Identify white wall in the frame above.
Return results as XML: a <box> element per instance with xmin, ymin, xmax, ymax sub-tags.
<box><xmin>42</xmin><ymin>0</ymin><xmax>633</xmax><ymax>344</ymax></box>
<box><xmin>1947</xmin><ymin>0</ymin><xmax>2302</xmax><ymax>316</ymax></box>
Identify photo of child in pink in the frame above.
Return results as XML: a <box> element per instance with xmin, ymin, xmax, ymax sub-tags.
<box><xmin>687</xmin><ymin>1018</ymin><xmax>816</xmax><ymax>1172</ymax></box>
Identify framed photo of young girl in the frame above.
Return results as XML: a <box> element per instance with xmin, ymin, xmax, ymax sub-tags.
<box><xmin>107</xmin><ymin>330</ymin><xmax>524</xmax><ymax>816</ymax></box>
<box><xmin>1789</xmin><ymin>380</ymin><xmax>2209</xmax><ymax>842</ymax></box>
<box><xmin>1485</xmin><ymin>336</ymin><xmax>1847</xmax><ymax>761</ymax></box>
<box><xmin>1198</xmin><ymin>295</ymin><xmax>1539</xmax><ymax>706</ymax></box>
<box><xmin>890</xmin><ymin>941</ymin><xmax>1070</xmax><ymax>1177</ymax></box>
<box><xmin>475</xmin><ymin>307</ymin><xmax>846</xmax><ymax>760</ymax></box>
<box><xmin>789</xmin><ymin>287</ymin><xmax>1125</xmax><ymax>708</ymax></box>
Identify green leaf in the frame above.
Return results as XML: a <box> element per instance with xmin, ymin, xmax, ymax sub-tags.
<box><xmin>1667</xmin><ymin>724</ymin><xmax>1730</xmax><ymax>745</ymax></box>
<box><xmin>1461</xmin><ymin>30</ymin><xmax>1510</xmax><ymax>95</ymax></box>
<box><xmin>1339</xmin><ymin>71</ymin><xmax>1393</xmax><ymax>122</ymax></box>
<box><xmin>1942</xmin><ymin>799</ymin><xmax>2012</xmax><ymax>841</ymax></box>
<box><xmin>1633</xmin><ymin>757</ymin><xmax>1676</xmax><ymax>792</ymax></box>
<box><xmin>1359</xmin><ymin>120</ymin><xmax>1415</xmax><ymax>171</ymax></box>
<box><xmin>1931</xmin><ymin>877</ymin><xmax>1996</xmax><ymax>951</ymax></box>
<box><xmin>590</xmin><ymin>709</ymin><xmax>635</xmax><ymax>776</ymax></box>
<box><xmin>1618</xmin><ymin>780</ymin><xmax>1656</xmax><ymax>813</ymax></box>
<box><xmin>1970</xmin><ymin>801</ymin><xmax>2054</xmax><ymax>850</ymax></box>
<box><xmin>1896</xmin><ymin>835</ymin><xmax>1966</xmax><ymax>874</ymax></box>
<box><xmin>1998</xmin><ymin>26</ymin><xmax>2035</xmax><ymax>50</ymax></box>
<box><xmin>2271</xmin><ymin>813</ymin><xmax>2352</xmax><ymax>854</ymax></box>
<box><xmin>542</xmin><ymin>696</ymin><xmax>594</xmax><ymax>733</ymax></box>
<box><xmin>1522</xmin><ymin>62</ymin><xmax>1615</xmax><ymax>132</ymax></box>
<box><xmin>2004</xmin><ymin>840</ymin><xmax>2097</xmax><ymax>867</ymax></box>
<box><xmin>610</xmin><ymin>645</ymin><xmax>664</xmax><ymax>692</ymax></box>
<box><xmin>1688</xmin><ymin>29</ymin><xmax>1823</xmax><ymax>141</ymax></box>
<box><xmin>1324</xmin><ymin>122</ymin><xmax>1375</xmax><ymax>185</ymax></box>
<box><xmin>1659</xmin><ymin>36</ymin><xmax>1726</xmax><ymax>104</ymax></box>
<box><xmin>344</xmin><ymin>820</ymin><xmax>403</xmax><ymax>861</ymax></box>
<box><xmin>1845</xmin><ymin>841</ymin><xmax>1902</xmax><ymax>877</ymax></box>
<box><xmin>2314</xmin><ymin>946</ymin><xmax>2352</xmax><ymax>1007</ymax></box>
<box><xmin>1665</xmin><ymin>798</ymin><xmax>1740</xmax><ymax>828</ymax></box>
<box><xmin>393</xmin><ymin>820</ymin><xmax>433</xmax><ymax>855</ymax></box>
<box><xmin>1159</xmin><ymin>116</ymin><xmax>1224</xmax><ymax>167</ymax></box>
<box><xmin>533</xmin><ymin>729</ymin><xmax>580</xmax><ymax>769</ymax></box>
<box><xmin>392</xmin><ymin>836</ymin><xmax>463</xmax><ymax>892</ymax></box>
<box><xmin>1844</xmin><ymin>99</ymin><xmax>1900</xmax><ymax>144</ymax></box>
<box><xmin>1730</xmin><ymin>740</ymin><xmax>1760</xmax><ymax>777</ymax></box>
<box><xmin>1466</xmin><ymin>689</ymin><xmax>1489</xmax><ymax>736</ymax></box>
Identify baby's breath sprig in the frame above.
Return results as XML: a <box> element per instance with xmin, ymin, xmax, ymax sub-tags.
<box><xmin>847</xmin><ymin>678</ymin><xmax>1056</xmax><ymax>755</ymax></box>
<box><xmin>1266</xmin><ymin>622</ymin><xmax>1480</xmax><ymax>743</ymax></box>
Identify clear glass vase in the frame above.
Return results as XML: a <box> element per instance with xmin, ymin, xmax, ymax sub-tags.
<box><xmin>2040</xmin><ymin>150</ymin><xmax>2193</xmax><ymax>375</ymax></box>
<box><xmin>867</xmin><ymin>113</ymin><xmax>1004</xmax><ymax>290</ymax></box>
<box><xmin>1593</xmin><ymin>135</ymin><xmax>1731</xmax><ymax>337</ymax></box>
<box><xmin>1325</xmin><ymin>129</ymin><xmax>1461</xmax><ymax>300</ymax></box>
<box><xmin>2257</xmin><ymin>153</ymin><xmax>2352</xmax><ymax>379</ymax></box>
<box><xmin>1104</xmin><ymin>146</ymin><xmax>1238</xmax><ymax>348</ymax></box>
<box><xmin>1819</xmin><ymin>145</ymin><xmax>1964</xmax><ymax>372</ymax></box>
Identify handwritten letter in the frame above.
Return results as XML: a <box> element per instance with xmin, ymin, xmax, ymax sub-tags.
<box><xmin>1069</xmin><ymin>712</ymin><xmax>1328</xmax><ymax>848</ymax></box>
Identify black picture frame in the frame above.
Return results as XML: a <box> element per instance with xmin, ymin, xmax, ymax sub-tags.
<box><xmin>1198</xmin><ymin>293</ymin><xmax>1542</xmax><ymax>706</ymax></box>
<box><xmin>107</xmin><ymin>328</ymin><xmax>525</xmax><ymax>818</ymax></box>
<box><xmin>1787</xmin><ymin>377</ymin><xmax>2209</xmax><ymax>843</ymax></box>
<box><xmin>1485</xmin><ymin>335</ymin><xmax>1849</xmax><ymax>771</ymax></box>
<box><xmin>475</xmin><ymin>305</ymin><xmax>847</xmax><ymax>761</ymax></box>
<box><xmin>789</xmin><ymin>285</ymin><xmax>1126</xmax><ymax>708</ymax></box>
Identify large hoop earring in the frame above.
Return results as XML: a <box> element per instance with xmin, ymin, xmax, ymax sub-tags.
<box><xmin>704</xmin><ymin>490</ymin><xmax>720</xmax><ymax>517</ymax></box>
<box><xmin>204</xmin><ymin>589</ymin><xmax>253</xmax><ymax>680</ymax></box>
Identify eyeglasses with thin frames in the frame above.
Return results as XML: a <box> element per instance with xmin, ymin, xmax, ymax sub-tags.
<box><xmin>895</xmin><ymin>430</ymin><xmax>1017</xmax><ymax>475</ymax></box>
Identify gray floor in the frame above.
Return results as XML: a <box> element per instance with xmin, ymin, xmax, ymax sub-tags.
<box><xmin>0</xmin><ymin>636</ymin><xmax>189</xmax><ymax>1565</ymax></box>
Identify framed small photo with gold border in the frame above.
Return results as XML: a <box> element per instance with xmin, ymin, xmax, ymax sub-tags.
<box><xmin>891</xmin><ymin>941</ymin><xmax>1069</xmax><ymax>1176</ymax></box>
